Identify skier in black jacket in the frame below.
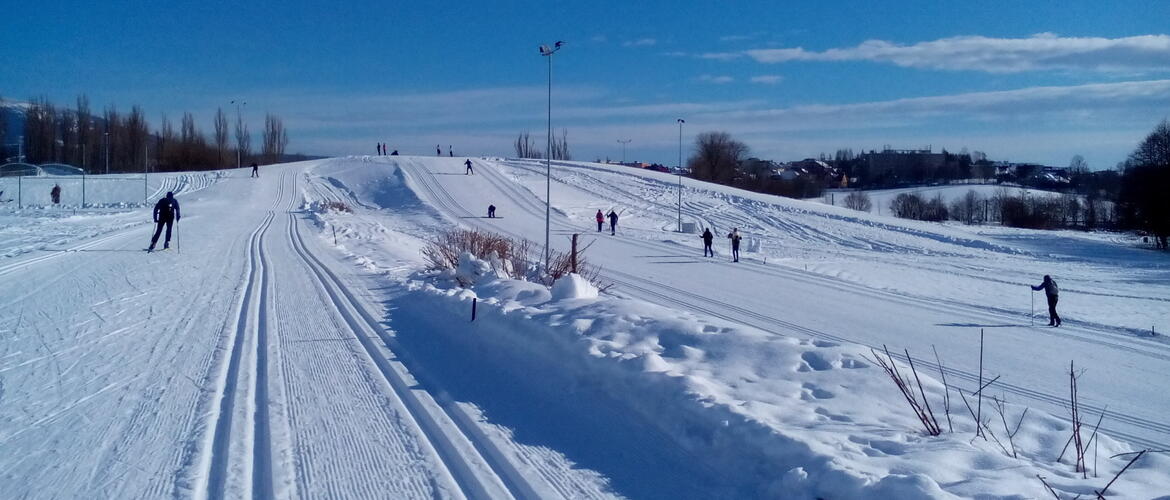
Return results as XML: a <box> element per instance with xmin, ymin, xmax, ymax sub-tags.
<box><xmin>1031</xmin><ymin>275</ymin><xmax>1061</xmax><ymax>326</ymax></box>
<box><xmin>607</xmin><ymin>210</ymin><xmax>619</xmax><ymax>235</ymax></box>
<box><xmin>148</xmin><ymin>191</ymin><xmax>181</xmax><ymax>251</ymax></box>
<box><xmin>701</xmin><ymin>228</ymin><xmax>714</xmax><ymax>257</ymax></box>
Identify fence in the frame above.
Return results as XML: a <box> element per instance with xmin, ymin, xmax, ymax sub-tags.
<box><xmin>0</xmin><ymin>174</ymin><xmax>157</xmax><ymax>208</ymax></box>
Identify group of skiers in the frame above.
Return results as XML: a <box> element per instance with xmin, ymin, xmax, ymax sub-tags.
<box><xmin>698</xmin><ymin>227</ymin><xmax>743</xmax><ymax>261</ymax></box>
<box><xmin>595</xmin><ymin>209</ymin><xmax>619</xmax><ymax>235</ymax></box>
<box><xmin>375</xmin><ymin>143</ymin><xmax>399</xmax><ymax>156</ymax></box>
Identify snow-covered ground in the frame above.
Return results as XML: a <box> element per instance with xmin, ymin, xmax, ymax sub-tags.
<box><xmin>2</xmin><ymin>157</ymin><xmax>1167</xmax><ymax>499</ymax></box>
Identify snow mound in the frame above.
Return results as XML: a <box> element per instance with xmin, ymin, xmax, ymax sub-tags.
<box><xmin>397</xmin><ymin>273</ymin><xmax>1170</xmax><ymax>499</ymax></box>
<box><xmin>550</xmin><ymin>273</ymin><xmax>599</xmax><ymax>300</ymax></box>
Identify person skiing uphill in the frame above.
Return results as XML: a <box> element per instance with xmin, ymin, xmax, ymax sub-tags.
<box><xmin>464</xmin><ymin>159</ymin><xmax>474</xmax><ymax>174</ymax></box>
<box><xmin>1031</xmin><ymin>275</ymin><xmax>1061</xmax><ymax>327</ymax></box>
<box><xmin>595</xmin><ymin>210</ymin><xmax>604</xmax><ymax>232</ymax></box>
<box><xmin>251</xmin><ymin>162</ymin><xmax>259</xmax><ymax>178</ymax></box>
<box><xmin>607</xmin><ymin>210</ymin><xmax>619</xmax><ymax>235</ymax></box>
<box><xmin>701</xmin><ymin>228</ymin><xmax>714</xmax><ymax>257</ymax></box>
<box><xmin>50</xmin><ymin>184</ymin><xmax>61</xmax><ymax>204</ymax></box>
<box><xmin>148</xmin><ymin>191</ymin><xmax>181</xmax><ymax>252</ymax></box>
<box><xmin>727</xmin><ymin>228</ymin><xmax>742</xmax><ymax>262</ymax></box>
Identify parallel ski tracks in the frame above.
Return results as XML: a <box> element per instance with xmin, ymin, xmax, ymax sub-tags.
<box><xmin>196</xmin><ymin>172</ymin><xmax>288</xmax><ymax>500</ymax></box>
<box><xmin>285</xmin><ymin>195</ymin><xmax>539</xmax><ymax>500</ymax></box>
<box><xmin>403</xmin><ymin>160</ymin><xmax>1170</xmax><ymax>451</ymax></box>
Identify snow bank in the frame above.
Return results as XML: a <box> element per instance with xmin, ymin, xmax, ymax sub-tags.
<box><xmin>395</xmin><ymin>256</ymin><xmax>1169</xmax><ymax>499</ymax></box>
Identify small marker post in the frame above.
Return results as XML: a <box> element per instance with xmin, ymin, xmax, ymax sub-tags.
<box><xmin>471</xmin><ymin>297</ymin><xmax>477</xmax><ymax>322</ymax></box>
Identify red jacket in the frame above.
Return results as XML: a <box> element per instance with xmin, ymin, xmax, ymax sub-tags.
<box><xmin>595</xmin><ymin>212</ymin><xmax>604</xmax><ymax>222</ymax></box>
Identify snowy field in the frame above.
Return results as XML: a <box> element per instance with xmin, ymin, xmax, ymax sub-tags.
<box><xmin>1</xmin><ymin>157</ymin><xmax>1168</xmax><ymax>499</ymax></box>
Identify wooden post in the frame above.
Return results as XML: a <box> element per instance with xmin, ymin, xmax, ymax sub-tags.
<box><xmin>471</xmin><ymin>297</ymin><xmax>477</xmax><ymax>322</ymax></box>
<box><xmin>570</xmin><ymin>233</ymin><xmax>578</xmax><ymax>273</ymax></box>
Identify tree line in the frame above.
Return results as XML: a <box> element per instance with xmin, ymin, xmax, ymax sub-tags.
<box><xmin>514</xmin><ymin>129</ymin><xmax>570</xmax><ymax>160</ymax></box>
<box><xmin>2</xmin><ymin>95</ymin><xmax>290</xmax><ymax>172</ymax></box>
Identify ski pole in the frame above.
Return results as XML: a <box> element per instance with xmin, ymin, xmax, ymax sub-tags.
<box><xmin>1030</xmin><ymin>289</ymin><xmax>1034</xmax><ymax>326</ymax></box>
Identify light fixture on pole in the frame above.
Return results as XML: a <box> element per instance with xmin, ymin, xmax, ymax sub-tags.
<box><xmin>539</xmin><ymin>40</ymin><xmax>564</xmax><ymax>273</ymax></box>
<box><xmin>231</xmin><ymin>100</ymin><xmax>246</xmax><ymax>169</ymax></box>
<box><xmin>677</xmin><ymin>118</ymin><xmax>685</xmax><ymax>232</ymax></box>
<box><xmin>617</xmin><ymin>139</ymin><xmax>631</xmax><ymax>164</ymax></box>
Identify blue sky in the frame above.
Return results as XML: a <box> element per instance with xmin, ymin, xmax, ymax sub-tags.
<box><xmin>3</xmin><ymin>0</ymin><xmax>1170</xmax><ymax>168</ymax></box>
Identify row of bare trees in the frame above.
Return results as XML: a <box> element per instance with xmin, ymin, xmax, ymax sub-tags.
<box><xmin>2</xmin><ymin>95</ymin><xmax>290</xmax><ymax>172</ymax></box>
<box><xmin>513</xmin><ymin>129</ymin><xmax>570</xmax><ymax>160</ymax></box>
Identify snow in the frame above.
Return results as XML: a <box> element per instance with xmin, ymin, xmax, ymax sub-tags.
<box><xmin>2</xmin><ymin>156</ymin><xmax>1168</xmax><ymax>499</ymax></box>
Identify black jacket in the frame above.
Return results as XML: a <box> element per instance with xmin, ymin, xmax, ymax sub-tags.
<box><xmin>154</xmin><ymin>196</ymin><xmax>181</xmax><ymax>222</ymax></box>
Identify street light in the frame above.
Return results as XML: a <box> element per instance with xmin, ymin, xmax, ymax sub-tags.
<box><xmin>677</xmin><ymin>118</ymin><xmax>685</xmax><ymax>232</ymax></box>
<box><xmin>539</xmin><ymin>40</ymin><xmax>564</xmax><ymax>273</ymax></box>
<box><xmin>617</xmin><ymin>139</ymin><xmax>631</xmax><ymax>164</ymax></box>
<box><xmin>231</xmin><ymin>100</ymin><xmax>246</xmax><ymax>169</ymax></box>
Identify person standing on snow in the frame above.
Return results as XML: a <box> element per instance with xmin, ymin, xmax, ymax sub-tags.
<box><xmin>50</xmin><ymin>184</ymin><xmax>61</xmax><ymax>205</ymax></box>
<box><xmin>148</xmin><ymin>191</ymin><xmax>181</xmax><ymax>251</ymax></box>
<box><xmin>437</xmin><ymin>144</ymin><xmax>442</xmax><ymax>156</ymax></box>
<box><xmin>464</xmin><ymin>159</ymin><xmax>474</xmax><ymax>174</ymax></box>
<box><xmin>251</xmin><ymin>162</ymin><xmax>259</xmax><ymax>178</ymax></box>
<box><xmin>595</xmin><ymin>210</ymin><xmax>604</xmax><ymax>232</ymax></box>
<box><xmin>1031</xmin><ymin>275</ymin><xmax>1061</xmax><ymax>327</ymax></box>
<box><xmin>488</xmin><ymin>204</ymin><xmax>496</xmax><ymax>218</ymax></box>
<box><xmin>727</xmin><ymin>228</ymin><xmax>742</xmax><ymax>262</ymax></box>
<box><xmin>448</xmin><ymin>145</ymin><xmax>453</xmax><ymax>157</ymax></box>
<box><xmin>607</xmin><ymin>210</ymin><xmax>619</xmax><ymax>235</ymax></box>
<box><xmin>701</xmin><ymin>228</ymin><xmax>714</xmax><ymax>257</ymax></box>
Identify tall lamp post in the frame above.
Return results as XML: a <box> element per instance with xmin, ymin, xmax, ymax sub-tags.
<box><xmin>677</xmin><ymin>118</ymin><xmax>685</xmax><ymax>232</ymax></box>
<box><xmin>539</xmin><ymin>40</ymin><xmax>564</xmax><ymax>273</ymax></box>
<box><xmin>617</xmin><ymin>139</ymin><xmax>631</xmax><ymax>164</ymax></box>
<box><xmin>231</xmin><ymin>100</ymin><xmax>246</xmax><ymax>169</ymax></box>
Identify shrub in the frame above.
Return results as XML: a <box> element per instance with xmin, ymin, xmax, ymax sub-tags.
<box><xmin>324</xmin><ymin>201</ymin><xmax>352</xmax><ymax>213</ymax></box>
<box><xmin>421</xmin><ymin>228</ymin><xmax>607</xmax><ymax>289</ymax></box>
<box><xmin>843</xmin><ymin>191</ymin><xmax>873</xmax><ymax>212</ymax></box>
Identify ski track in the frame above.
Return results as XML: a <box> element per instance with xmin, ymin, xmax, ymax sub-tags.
<box><xmin>286</xmin><ymin>200</ymin><xmax>544</xmax><ymax>500</ymax></box>
<box><xmin>400</xmin><ymin>158</ymin><xmax>1170</xmax><ymax>452</ymax></box>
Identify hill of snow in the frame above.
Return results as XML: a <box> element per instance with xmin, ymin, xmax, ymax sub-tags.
<box><xmin>2</xmin><ymin>156</ymin><xmax>1167</xmax><ymax>499</ymax></box>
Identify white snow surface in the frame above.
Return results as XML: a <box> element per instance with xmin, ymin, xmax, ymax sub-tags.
<box><xmin>2</xmin><ymin>157</ymin><xmax>1168</xmax><ymax>499</ymax></box>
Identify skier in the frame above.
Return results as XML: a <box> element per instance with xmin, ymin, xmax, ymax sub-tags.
<box><xmin>376</xmin><ymin>143</ymin><xmax>382</xmax><ymax>155</ymax></box>
<box><xmin>448</xmin><ymin>145</ymin><xmax>453</xmax><ymax>157</ymax></box>
<box><xmin>595</xmin><ymin>210</ymin><xmax>604</xmax><ymax>232</ymax></box>
<box><xmin>727</xmin><ymin>228</ymin><xmax>742</xmax><ymax>262</ymax></box>
<box><xmin>50</xmin><ymin>184</ymin><xmax>61</xmax><ymax>205</ymax></box>
<box><xmin>607</xmin><ymin>210</ymin><xmax>619</xmax><ymax>235</ymax></box>
<box><xmin>465</xmin><ymin>159</ymin><xmax>474</xmax><ymax>175</ymax></box>
<box><xmin>1031</xmin><ymin>275</ymin><xmax>1061</xmax><ymax>327</ymax></box>
<box><xmin>390</xmin><ymin>149</ymin><xmax>398</xmax><ymax>156</ymax></box>
<box><xmin>251</xmin><ymin>162</ymin><xmax>259</xmax><ymax>178</ymax></box>
<box><xmin>488</xmin><ymin>204</ymin><xmax>496</xmax><ymax>218</ymax></box>
<box><xmin>701</xmin><ymin>228</ymin><xmax>714</xmax><ymax>257</ymax></box>
<box><xmin>437</xmin><ymin>144</ymin><xmax>442</xmax><ymax>156</ymax></box>
<box><xmin>148</xmin><ymin>191</ymin><xmax>181</xmax><ymax>252</ymax></box>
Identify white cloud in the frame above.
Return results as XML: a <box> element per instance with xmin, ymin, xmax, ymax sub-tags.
<box><xmin>698</xmin><ymin>52</ymin><xmax>743</xmax><ymax>61</ymax></box>
<box><xmin>739</xmin><ymin>34</ymin><xmax>1170</xmax><ymax>73</ymax></box>
<box><xmin>697</xmin><ymin>74</ymin><xmax>735</xmax><ymax>84</ymax></box>
<box><xmin>590</xmin><ymin>35</ymin><xmax>608</xmax><ymax>43</ymax></box>
<box><xmin>750</xmin><ymin>75</ymin><xmax>783</xmax><ymax>85</ymax></box>
<box><xmin>623</xmin><ymin>38</ymin><xmax>657</xmax><ymax>47</ymax></box>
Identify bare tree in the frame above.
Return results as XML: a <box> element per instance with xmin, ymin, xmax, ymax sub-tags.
<box><xmin>234</xmin><ymin>110</ymin><xmax>251</xmax><ymax>164</ymax></box>
<box><xmin>262</xmin><ymin>114</ymin><xmax>288</xmax><ymax>164</ymax></box>
<box><xmin>214</xmin><ymin>107</ymin><xmax>229</xmax><ymax>167</ymax></box>
<box><xmin>1119</xmin><ymin>119</ymin><xmax>1170</xmax><ymax>248</ymax></box>
<box><xmin>843</xmin><ymin>191</ymin><xmax>872</xmax><ymax>212</ymax></box>
<box><xmin>1068</xmin><ymin>154</ymin><xmax>1089</xmax><ymax>175</ymax></box>
<box><xmin>514</xmin><ymin>132</ymin><xmax>541</xmax><ymax>159</ymax></box>
<box><xmin>688</xmin><ymin>131</ymin><xmax>748</xmax><ymax>184</ymax></box>
<box><xmin>550</xmin><ymin>128</ymin><xmax>570</xmax><ymax>160</ymax></box>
